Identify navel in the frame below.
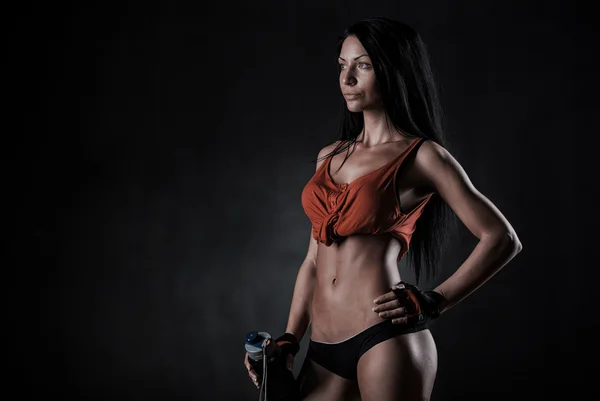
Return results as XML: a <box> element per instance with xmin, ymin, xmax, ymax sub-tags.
<box><xmin>332</xmin><ymin>277</ymin><xmax>337</xmax><ymax>285</ymax></box>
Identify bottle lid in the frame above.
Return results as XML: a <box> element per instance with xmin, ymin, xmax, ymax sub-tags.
<box><xmin>244</xmin><ymin>331</ymin><xmax>272</xmax><ymax>353</ymax></box>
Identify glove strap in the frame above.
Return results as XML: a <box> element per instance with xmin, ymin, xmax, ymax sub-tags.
<box><xmin>423</xmin><ymin>290</ymin><xmax>445</xmax><ymax>319</ymax></box>
<box><xmin>274</xmin><ymin>332</ymin><xmax>300</xmax><ymax>357</ymax></box>
<box><xmin>393</xmin><ymin>281</ymin><xmax>446</xmax><ymax>320</ymax></box>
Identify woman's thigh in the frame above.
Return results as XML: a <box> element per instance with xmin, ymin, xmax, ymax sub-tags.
<box><xmin>356</xmin><ymin>329</ymin><xmax>438</xmax><ymax>401</ymax></box>
<box><xmin>296</xmin><ymin>355</ymin><xmax>361</xmax><ymax>401</ymax></box>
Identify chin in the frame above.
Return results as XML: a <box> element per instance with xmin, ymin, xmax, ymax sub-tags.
<box><xmin>346</xmin><ymin>102</ymin><xmax>365</xmax><ymax>112</ymax></box>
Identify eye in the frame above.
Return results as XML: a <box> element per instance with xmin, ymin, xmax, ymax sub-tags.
<box><xmin>338</xmin><ymin>62</ymin><xmax>371</xmax><ymax>71</ymax></box>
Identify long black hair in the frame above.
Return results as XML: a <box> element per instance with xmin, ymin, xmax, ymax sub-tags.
<box><xmin>318</xmin><ymin>17</ymin><xmax>456</xmax><ymax>285</ymax></box>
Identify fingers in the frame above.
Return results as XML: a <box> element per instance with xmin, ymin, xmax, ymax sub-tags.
<box><xmin>373</xmin><ymin>288</ymin><xmax>401</xmax><ymax>305</ymax></box>
<box><xmin>372</xmin><ymin>285</ymin><xmax>410</xmax><ymax>324</ymax></box>
<box><xmin>372</xmin><ymin>297</ymin><xmax>405</xmax><ymax>313</ymax></box>
<box><xmin>371</xmin><ymin>283</ymin><xmax>428</xmax><ymax>325</ymax></box>
<box><xmin>244</xmin><ymin>352</ymin><xmax>261</xmax><ymax>389</ymax></box>
<box><xmin>244</xmin><ymin>351</ymin><xmax>294</xmax><ymax>390</ymax></box>
<box><xmin>373</xmin><ymin>283</ymin><xmax>409</xmax><ymax>304</ymax></box>
<box><xmin>391</xmin><ymin>316</ymin><xmax>409</xmax><ymax>324</ymax></box>
<box><xmin>373</xmin><ymin>299</ymin><xmax>408</xmax><ymax>319</ymax></box>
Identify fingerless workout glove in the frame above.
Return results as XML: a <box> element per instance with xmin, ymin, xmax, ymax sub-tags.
<box><xmin>274</xmin><ymin>333</ymin><xmax>300</xmax><ymax>357</ymax></box>
<box><xmin>391</xmin><ymin>281</ymin><xmax>446</xmax><ymax>324</ymax></box>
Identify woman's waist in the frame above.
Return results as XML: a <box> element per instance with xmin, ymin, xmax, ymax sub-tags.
<box><xmin>311</xmin><ymin>276</ymin><xmax>394</xmax><ymax>316</ymax></box>
<box><xmin>309</xmin><ymin>282</ymin><xmax>428</xmax><ymax>343</ymax></box>
<box><xmin>309</xmin><ymin>235</ymin><xmax>403</xmax><ymax>336</ymax></box>
<box><xmin>310</xmin><ymin>267</ymin><xmax>401</xmax><ymax>337</ymax></box>
<box><xmin>313</xmin><ymin>235</ymin><xmax>401</xmax><ymax>294</ymax></box>
<box><xmin>315</xmin><ymin>233</ymin><xmax>403</xmax><ymax>271</ymax></box>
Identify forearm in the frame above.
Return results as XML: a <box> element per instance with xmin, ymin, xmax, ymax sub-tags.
<box><xmin>284</xmin><ymin>258</ymin><xmax>317</xmax><ymax>342</ymax></box>
<box><xmin>434</xmin><ymin>231</ymin><xmax>522</xmax><ymax>314</ymax></box>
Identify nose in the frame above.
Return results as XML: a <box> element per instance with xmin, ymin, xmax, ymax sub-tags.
<box><xmin>341</xmin><ymin>70</ymin><xmax>357</xmax><ymax>86</ymax></box>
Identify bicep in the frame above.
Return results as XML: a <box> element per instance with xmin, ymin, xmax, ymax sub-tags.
<box><xmin>416</xmin><ymin>141</ymin><xmax>518</xmax><ymax>240</ymax></box>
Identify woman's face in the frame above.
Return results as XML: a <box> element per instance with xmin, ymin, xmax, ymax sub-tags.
<box><xmin>338</xmin><ymin>35</ymin><xmax>382</xmax><ymax>112</ymax></box>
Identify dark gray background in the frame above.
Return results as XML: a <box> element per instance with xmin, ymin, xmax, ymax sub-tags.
<box><xmin>11</xmin><ymin>0</ymin><xmax>597</xmax><ymax>400</ymax></box>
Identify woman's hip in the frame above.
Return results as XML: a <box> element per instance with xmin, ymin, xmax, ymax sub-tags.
<box><xmin>307</xmin><ymin>319</ymin><xmax>434</xmax><ymax>382</ymax></box>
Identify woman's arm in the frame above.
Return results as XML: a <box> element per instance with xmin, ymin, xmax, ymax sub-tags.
<box><xmin>284</xmin><ymin>144</ymin><xmax>337</xmax><ymax>340</ymax></box>
<box><xmin>284</xmin><ymin>233</ymin><xmax>318</xmax><ymax>341</ymax></box>
<box><xmin>415</xmin><ymin>140</ymin><xmax>523</xmax><ymax>314</ymax></box>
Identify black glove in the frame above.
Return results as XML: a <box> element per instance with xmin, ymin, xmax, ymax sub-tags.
<box><xmin>391</xmin><ymin>281</ymin><xmax>446</xmax><ymax>324</ymax></box>
<box><xmin>274</xmin><ymin>333</ymin><xmax>300</xmax><ymax>358</ymax></box>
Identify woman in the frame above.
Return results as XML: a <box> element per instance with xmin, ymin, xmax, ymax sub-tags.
<box><xmin>244</xmin><ymin>17</ymin><xmax>522</xmax><ymax>401</ymax></box>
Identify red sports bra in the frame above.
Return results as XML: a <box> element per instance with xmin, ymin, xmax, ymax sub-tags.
<box><xmin>301</xmin><ymin>137</ymin><xmax>433</xmax><ymax>262</ymax></box>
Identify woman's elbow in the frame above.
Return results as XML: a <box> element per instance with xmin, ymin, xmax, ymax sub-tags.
<box><xmin>486</xmin><ymin>229</ymin><xmax>522</xmax><ymax>254</ymax></box>
<box><xmin>505</xmin><ymin>230</ymin><xmax>523</xmax><ymax>254</ymax></box>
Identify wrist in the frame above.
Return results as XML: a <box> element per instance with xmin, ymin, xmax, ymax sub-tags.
<box><xmin>428</xmin><ymin>289</ymin><xmax>449</xmax><ymax>315</ymax></box>
<box><xmin>280</xmin><ymin>331</ymin><xmax>299</xmax><ymax>343</ymax></box>
<box><xmin>275</xmin><ymin>332</ymin><xmax>300</xmax><ymax>357</ymax></box>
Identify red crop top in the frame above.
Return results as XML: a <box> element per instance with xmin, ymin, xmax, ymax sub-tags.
<box><xmin>301</xmin><ymin>136</ymin><xmax>433</xmax><ymax>262</ymax></box>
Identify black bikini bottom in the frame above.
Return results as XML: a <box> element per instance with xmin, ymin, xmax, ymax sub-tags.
<box><xmin>306</xmin><ymin>319</ymin><xmax>429</xmax><ymax>381</ymax></box>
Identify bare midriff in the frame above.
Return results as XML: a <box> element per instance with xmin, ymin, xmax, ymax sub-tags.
<box><xmin>310</xmin><ymin>233</ymin><xmax>409</xmax><ymax>343</ymax></box>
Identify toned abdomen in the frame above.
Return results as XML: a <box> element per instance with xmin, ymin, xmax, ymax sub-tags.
<box><xmin>309</xmin><ymin>233</ymin><xmax>404</xmax><ymax>343</ymax></box>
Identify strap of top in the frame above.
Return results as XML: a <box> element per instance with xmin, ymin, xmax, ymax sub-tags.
<box><xmin>379</xmin><ymin>137</ymin><xmax>426</xmax><ymax>181</ymax></box>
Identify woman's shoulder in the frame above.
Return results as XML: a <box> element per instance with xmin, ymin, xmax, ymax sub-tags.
<box><xmin>416</xmin><ymin>139</ymin><xmax>452</xmax><ymax>166</ymax></box>
<box><xmin>414</xmin><ymin>138</ymin><xmax>465</xmax><ymax>189</ymax></box>
<box><xmin>314</xmin><ymin>140</ymin><xmax>344</xmax><ymax>170</ymax></box>
<box><xmin>318</xmin><ymin>140</ymin><xmax>343</xmax><ymax>158</ymax></box>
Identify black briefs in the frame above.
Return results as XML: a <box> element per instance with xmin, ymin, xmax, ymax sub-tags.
<box><xmin>306</xmin><ymin>319</ymin><xmax>429</xmax><ymax>381</ymax></box>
